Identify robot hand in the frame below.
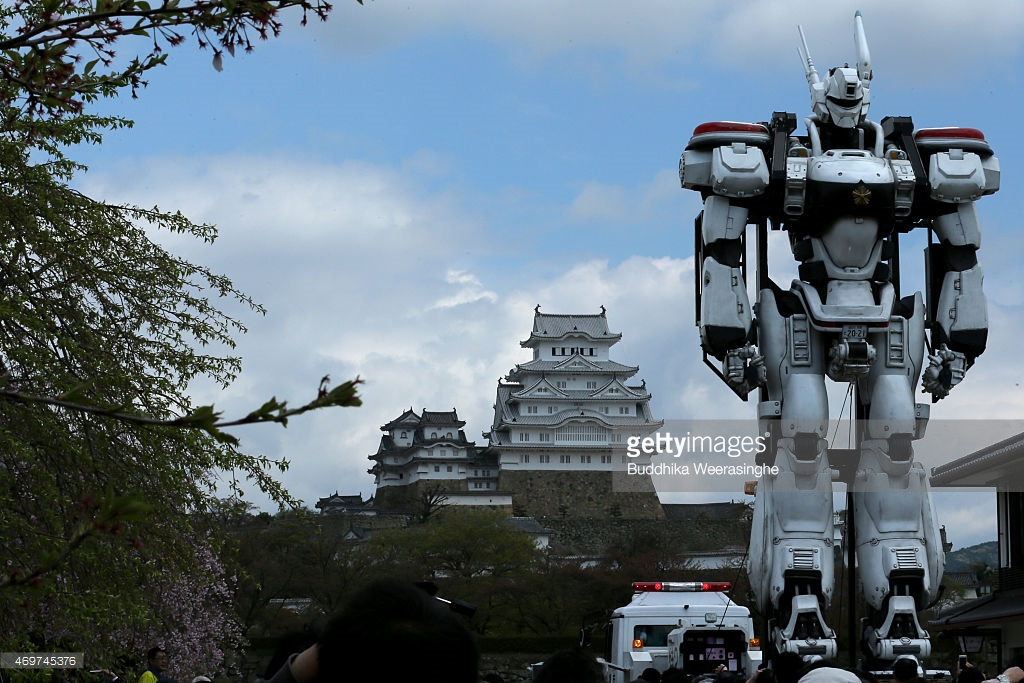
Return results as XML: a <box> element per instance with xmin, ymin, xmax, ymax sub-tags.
<box><xmin>724</xmin><ymin>343</ymin><xmax>765</xmax><ymax>396</ymax></box>
<box><xmin>921</xmin><ymin>344</ymin><xmax>966</xmax><ymax>401</ymax></box>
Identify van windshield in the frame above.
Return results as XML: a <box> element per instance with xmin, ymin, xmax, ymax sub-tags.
<box><xmin>633</xmin><ymin>625</ymin><xmax>676</xmax><ymax>648</ymax></box>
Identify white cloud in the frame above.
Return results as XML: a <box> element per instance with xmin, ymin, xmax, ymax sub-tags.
<box><xmin>429</xmin><ymin>269</ymin><xmax>499</xmax><ymax>309</ymax></box>
<box><xmin>931</xmin><ymin>491</ymin><xmax>999</xmax><ymax>549</ymax></box>
<box><xmin>312</xmin><ymin>0</ymin><xmax>1024</xmax><ymax>80</ymax></box>
<box><xmin>77</xmin><ymin>145</ymin><xmax>1024</xmax><ymax>528</ymax></box>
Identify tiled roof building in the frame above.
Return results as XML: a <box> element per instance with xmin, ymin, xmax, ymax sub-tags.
<box><xmin>486</xmin><ymin>306</ymin><xmax>664</xmax><ymax>519</ymax></box>
<box><xmin>368</xmin><ymin>408</ymin><xmax>505</xmax><ymax>511</ymax></box>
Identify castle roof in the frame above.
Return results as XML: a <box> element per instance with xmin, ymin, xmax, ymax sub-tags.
<box><xmin>508</xmin><ymin>357</ymin><xmax>639</xmax><ymax>380</ymax></box>
<box><xmin>380</xmin><ymin>408</ymin><xmax>420</xmax><ymax>431</ymax></box>
<box><xmin>520</xmin><ymin>305</ymin><xmax>621</xmax><ymax>347</ymax></box>
<box><xmin>380</xmin><ymin>408</ymin><xmax>466</xmax><ymax>432</ymax></box>
<box><xmin>420</xmin><ymin>409</ymin><xmax>465</xmax><ymax>428</ymax></box>
<box><xmin>486</xmin><ymin>382</ymin><xmax>660</xmax><ymax>440</ymax></box>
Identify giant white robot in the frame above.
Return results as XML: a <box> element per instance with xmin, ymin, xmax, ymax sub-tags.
<box><xmin>679</xmin><ymin>12</ymin><xmax>998</xmax><ymax>665</ymax></box>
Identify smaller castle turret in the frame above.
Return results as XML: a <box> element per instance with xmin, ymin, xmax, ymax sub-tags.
<box><xmin>368</xmin><ymin>408</ymin><xmax>502</xmax><ymax>510</ymax></box>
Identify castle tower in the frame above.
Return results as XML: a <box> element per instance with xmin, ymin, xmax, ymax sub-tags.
<box><xmin>486</xmin><ymin>306</ymin><xmax>664</xmax><ymax>519</ymax></box>
<box><xmin>368</xmin><ymin>408</ymin><xmax>504</xmax><ymax>511</ymax></box>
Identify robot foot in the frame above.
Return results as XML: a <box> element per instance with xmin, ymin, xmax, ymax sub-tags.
<box><xmin>861</xmin><ymin>596</ymin><xmax>932</xmax><ymax>664</ymax></box>
<box><xmin>771</xmin><ymin>594</ymin><xmax>838</xmax><ymax>662</ymax></box>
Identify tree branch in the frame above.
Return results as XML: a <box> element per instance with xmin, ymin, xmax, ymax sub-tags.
<box><xmin>0</xmin><ymin>375</ymin><xmax>362</xmax><ymax>445</ymax></box>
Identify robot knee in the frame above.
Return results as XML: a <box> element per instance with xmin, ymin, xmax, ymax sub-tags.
<box><xmin>794</xmin><ymin>432</ymin><xmax>823</xmax><ymax>461</ymax></box>
<box><xmin>888</xmin><ymin>434</ymin><xmax>913</xmax><ymax>463</ymax></box>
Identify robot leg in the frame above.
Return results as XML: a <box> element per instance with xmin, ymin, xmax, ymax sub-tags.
<box><xmin>853</xmin><ymin>457</ymin><xmax>943</xmax><ymax>662</ymax></box>
<box><xmin>748</xmin><ymin>288</ymin><xmax>837</xmax><ymax>661</ymax></box>
<box><xmin>854</xmin><ymin>294</ymin><xmax>941</xmax><ymax>662</ymax></box>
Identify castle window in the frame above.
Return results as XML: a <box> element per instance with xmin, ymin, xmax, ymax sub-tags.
<box><xmin>556</xmin><ymin>381</ymin><xmax>567</xmax><ymax>389</ymax></box>
<box><xmin>434</xmin><ymin>465</ymin><xmax>440</xmax><ymax>472</ymax></box>
<box><xmin>539</xmin><ymin>433</ymin><xmax>551</xmax><ymax>442</ymax></box>
<box><xmin>586</xmin><ymin>381</ymin><xmax>597</xmax><ymax>389</ymax></box>
<box><xmin>581</xmin><ymin>455</ymin><xmax>591</xmax><ymax>464</ymax></box>
<box><xmin>601</xmin><ymin>455</ymin><xmax>612</xmax><ymax>464</ymax></box>
<box><xmin>519</xmin><ymin>432</ymin><xmax>530</xmax><ymax>442</ymax></box>
<box><xmin>523</xmin><ymin>454</ymin><xmax>531</xmax><ymax>463</ymax></box>
<box><xmin>548</xmin><ymin>406</ymin><xmax>555</xmax><ymax>414</ymax></box>
<box><xmin>400</xmin><ymin>431</ymin><xmax>407</xmax><ymax>439</ymax></box>
<box><xmin>540</xmin><ymin>455</ymin><xmax>550</xmax><ymax>463</ymax></box>
<box><xmin>555</xmin><ymin>424</ymin><xmax>609</xmax><ymax>443</ymax></box>
<box><xmin>619</xmin><ymin>407</ymin><xmax>629</xmax><ymax>414</ymax></box>
<box><xmin>431</xmin><ymin>432</ymin><xmax>437</xmax><ymax>438</ymax></box>
<box><xmin>559</xmin><ymin>455</ymin><xmax>571</xmax><ymax>464</ymax></box>
<box><xmin>447</xmin><ymin>465</ymin><xmax>453</xmax><ymax>472</ymax></box>
<box><xmin>527</xmin><ymin>406</ymin><xmax>538</xmax><ymax>414</ymax></box>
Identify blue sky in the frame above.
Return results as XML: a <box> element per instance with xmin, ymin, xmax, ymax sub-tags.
<box><xmin>71</xmin><ymin>0</ymin><xmax>1024</xmax><ymax>549</ymax></box>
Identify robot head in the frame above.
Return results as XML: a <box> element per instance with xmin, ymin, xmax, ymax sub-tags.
<box><xmin>798</xmin><ymin>12</ymin><xmax>873</xmax><ymax>128</ymax></box>
<box><xmin>823</xmin><ymin>66</ymin><xmax>866</xmax><ymax>128</ymax></box>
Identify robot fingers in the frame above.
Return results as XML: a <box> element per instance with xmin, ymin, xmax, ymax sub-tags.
<box><xmin>921</xmin><ymin>345</ymin><xmax>967</xmax><ymax>399</ymax></box>
<box><xmin>724</xmin><ymin>344</ymin><xmax>766</xmax><ymax>395</ymax></box>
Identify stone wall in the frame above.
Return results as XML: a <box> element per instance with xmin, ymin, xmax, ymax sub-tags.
<box><xmin>540</xmin><ymin>512</ymin><xmax>750</xmax><ymax>556</ymax></box>
<box><xmin>499</xmin><ymin>470</ymin><xmax>664</xmax><ymax>520</ymax></box>
<box><xmin>372</xmin><ymin>479</ymin><xmax>458</xmax><ymax>512</ymax></box>
<box><xmin>373</xmin><ymin>479</ymin><xmax>512</xmax><ymax>514</ymax></box>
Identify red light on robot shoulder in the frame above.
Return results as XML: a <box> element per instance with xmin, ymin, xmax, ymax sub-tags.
<box><xmin>913</xmin><ymin>127</ymin><xmax>992</xmax><ymax>156</ymax></box>
<box><xmin>687</xmin><ymin>122</ymin><xmax>771</xmax><ymax>151</ymax></box>
<box><xmin>914</xmin><ymin>127</ymin><xmax>985</xmax><ymax>141</ymax></box>
<box><xmin>692</xmin><ymin>121</ymin><xmax>770</xmax><ymax>136</ymax></box>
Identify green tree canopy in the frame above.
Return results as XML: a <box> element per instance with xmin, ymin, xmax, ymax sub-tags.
<box><xmin>0</xmin><ymin>0</ymin><xmax>364</xmax><ymax>673</ymax></box>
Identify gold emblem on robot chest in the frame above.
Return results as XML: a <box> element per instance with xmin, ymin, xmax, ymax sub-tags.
<box><xmin>852</xmin><ymin>183</ymin><xmax>871</xmax><ymax>205</ymax></box>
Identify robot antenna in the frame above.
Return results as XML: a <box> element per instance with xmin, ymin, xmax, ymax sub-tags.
<box><xmin>797</xmin><ymin>25</ymin><xmax>820</xmax><ymax>86</ymax></box>
<box><xmin>854</xmin><ymin>10</ymin><xmax>872</xmax><ymax>84</ymax></box>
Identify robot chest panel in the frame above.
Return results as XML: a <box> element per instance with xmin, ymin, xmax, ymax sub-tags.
<box><xmin>804</xmin><ymin>151</ymin><xmax>895</xmax><ymax>218</ymax></box>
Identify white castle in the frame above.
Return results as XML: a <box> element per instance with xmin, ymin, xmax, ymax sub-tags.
<box><xmin>366</xmin><ymin>306</ymin><xmax>664</xmax><ymax>518</ymax></box>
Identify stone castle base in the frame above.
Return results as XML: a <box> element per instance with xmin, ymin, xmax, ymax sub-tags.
<box><xmin>499</xmin><ymin>469</ymin><xmax>664</xmax><ymax>520</ymax></box>
<box><xmin>373</xmin><ymin>479</ymin><xmax>512</xmax><ymax>515</ymax></box>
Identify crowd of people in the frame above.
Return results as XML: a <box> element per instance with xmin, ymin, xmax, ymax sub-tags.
<box><xmin>109</xmin><ymin>579</ymin><xmax>1023</xmax><ymax>683</ymax></box>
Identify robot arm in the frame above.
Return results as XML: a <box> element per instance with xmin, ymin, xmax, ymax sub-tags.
<box><xmin>681</xmin><ymin>122</ymin><xmax>771</xmax><ymax>394</ymax></box>
<box><xmin>916</xmin><ymin>128</ymin><xmax>999</xmax><ymax>399</ymax></box>
<box><xmin>699</xmin><ymin>195</ymin><xmax>753</xmax><ymax>355</ymax></box>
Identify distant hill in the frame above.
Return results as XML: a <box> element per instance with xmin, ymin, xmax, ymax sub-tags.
<box><xmin>944</xmin><ymin>540</ymin><xmax>997</xmax><ymax>573</ymax></box>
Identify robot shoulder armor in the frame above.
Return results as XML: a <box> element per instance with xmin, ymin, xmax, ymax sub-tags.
<box><xmin>914</xmin><ymin>127</ymin><xmax>999</xmax><ymax>201</ymax></box>
<box><xmin>681</xmin><ymin>122</ymin><xmax>771</xmax><ymax>198</ymax></box>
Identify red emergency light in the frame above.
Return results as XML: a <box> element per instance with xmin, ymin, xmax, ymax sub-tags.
<box><xmin>631</xmin><ymin>581</ymin><xmax>732</xmax><ymax>593</ymax></box>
